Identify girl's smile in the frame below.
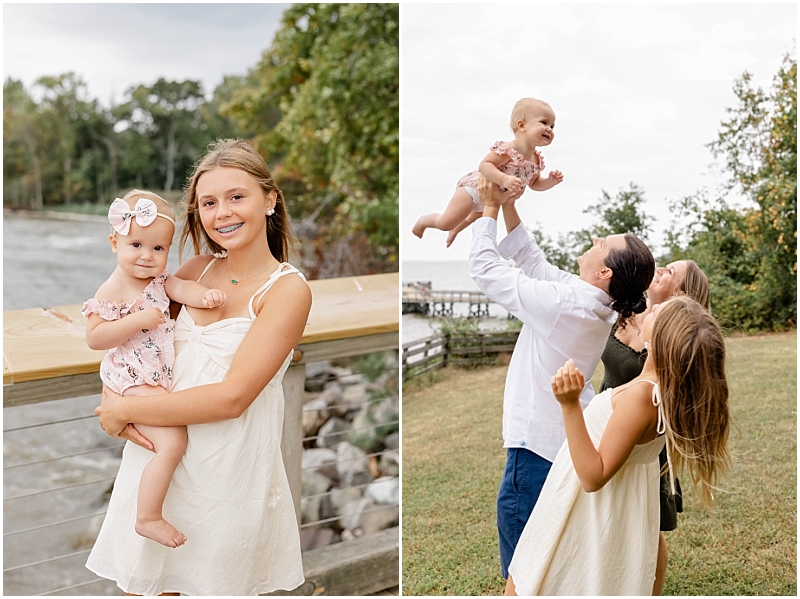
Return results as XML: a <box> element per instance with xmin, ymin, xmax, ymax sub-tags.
<box><xmin>196</xmin><ymin>167</ymin><xmax>276</xmax><ymax>251</ymax></box>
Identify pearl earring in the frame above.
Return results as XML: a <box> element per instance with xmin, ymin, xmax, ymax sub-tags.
<box><xmin>266</xmin><ymin>208</ymin><xmax>275</xmax><ymax>216</ymax></box>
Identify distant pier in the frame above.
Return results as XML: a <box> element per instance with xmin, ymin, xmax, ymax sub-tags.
<box><xmin>402</xmin><ymin>282</ymin><xmax>493</xmax><ymax>317</ymax></box>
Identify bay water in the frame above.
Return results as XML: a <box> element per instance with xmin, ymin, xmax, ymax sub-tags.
<box><xmin>402</xmin><ymin>260</ymin><xmax>511</xmax><ymax>344</ymax></box>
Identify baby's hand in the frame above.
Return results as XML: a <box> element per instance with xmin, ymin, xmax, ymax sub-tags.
<box><xmin>502</xmin><ymin>175</ymin><xmax>524</xmax><ymax>194</ymax></box>
<box><xmin>548</xmin><ymin>170</ymin><xmax>564</xmax><ymax>186</ymax></box>
<box><xmin>551</xmin><ymin>359</ymin><xmax>584</xmax><ymax>406</ymax></box>
<box><xmin>202</xmin><ymin>289</ymin><xmax>227</xmax><ymax>309</ymax></box>
<box><xmin>533</xmin><ymin>170</ymin><xmax>564</xmax><ymax>191</ymax></box>
<box><xmin>137</xmin><ymin>307</ymin><xmax>166</xmax><ymax>330</ymax></box>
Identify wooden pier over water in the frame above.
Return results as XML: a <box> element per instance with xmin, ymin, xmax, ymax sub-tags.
<box><xmin>402</xmin><ymin>282</ymin><xmax>494</xmax><ymax>317</ymax></box>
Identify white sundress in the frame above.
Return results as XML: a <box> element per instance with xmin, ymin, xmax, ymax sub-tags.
<box><xmin>508</xmin><ymin>380</ymin><xmax>666</xmax><ymax>596</ymax></box>
<box><xmin>86</xmin><ymin>261</ymin><xmax>306</xmax><ymax>596</ymax></box>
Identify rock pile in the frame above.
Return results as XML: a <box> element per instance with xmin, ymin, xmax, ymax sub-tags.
<box><xmin>299</xmin><ymin>351</ymin><xmax>399</xmax><ymax>551</ymax></box>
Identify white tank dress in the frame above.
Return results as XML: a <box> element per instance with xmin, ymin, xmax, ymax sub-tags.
<box><xmin>508</xmin><ymin>381</ymin><xmax>666</xmax><ymax>596</ymax></box>
<box><xmin>86</xmin><ymin>261</ymin><xmax>305</xmax><ymax>596</ymax></box>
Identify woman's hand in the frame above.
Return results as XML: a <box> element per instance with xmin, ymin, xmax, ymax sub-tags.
<box><xmin>95</xmin><ymin>386</ymin><xmax>155</xmax><ymax>451</ymax></box>
<box><xmin>551</xmin><ymin>359</ymin><xmax>585</xmax><ymax>406</ymax></box>
<box><xmin>117</xmin><ymin>424</ymin><xmax>155</xmax><ymax>451</ymax></box>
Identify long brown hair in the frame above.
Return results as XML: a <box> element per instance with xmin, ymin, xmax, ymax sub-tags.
<box><xmin>179</xmin><ymin>139</ymin><xmax>296</xmax><ymax>262</ymax></box>
<box><xmin>652</xmin><ymin>295</ymin><xmax>730</xmax><ymax>508</ymax></box>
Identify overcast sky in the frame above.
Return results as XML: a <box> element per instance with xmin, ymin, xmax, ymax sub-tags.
<box><xmin>3</xmin><ymin>3</ymin><xmax>289</xmax><ymax>104</ymax></box>
<box><xmin>401</xmin><ymin>3</ymin><xmax>796</xmax><ymax>262</ymax></box>
<box><xmin>3</xmin><ymin>3</ymin><xmax>796</xmax><ymax>266</ymax></box>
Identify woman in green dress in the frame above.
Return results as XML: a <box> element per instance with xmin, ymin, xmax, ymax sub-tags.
<box><xmin>599</xmin><ymin>259</ymin><xmax>710</xmax><ymax>595</ymax></box>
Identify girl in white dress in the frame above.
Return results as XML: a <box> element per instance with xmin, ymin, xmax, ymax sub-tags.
<box><xmin>507</xmin><ymin>295</ymin><xmax>731</xmax><ymax>596</ymax></box>
<box><xmin>88</xmin><ymin>139</ymin><xmax>312</xmax><ymax>596</ymax></box>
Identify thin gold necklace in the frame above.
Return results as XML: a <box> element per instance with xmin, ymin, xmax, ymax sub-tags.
<box><xmin>225</xmin><ymin>259</ymin><xmax>277</xmax><ymax>285</ymax></box>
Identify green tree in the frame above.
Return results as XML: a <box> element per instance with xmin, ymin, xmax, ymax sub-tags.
<box><xmin>122</xmin><ymin>78</ymin><xmax>206</xmax><ymax>193</ymax></box>
<box><xmin>666</xmin><ymin>53</ymin><xmax>797</xmax><ymax>331</ymax></box>
<box><xmin>544</xmin><ymin>183</ymin><xmax>653</xmax><ymax>272</ymax></box>
<box><xmin>224</xmin><ymin>3</ymin><xmax>399</xmax><ymax>277</ymax></box>
<box><xmin>34</xmin><ymin>73</ymin><xmax>96</xmax><ymax>205</ymax></box>
<box><xmin>3</xmin><ymin>78</ymin><xmax>45</xmax><ymax>209</ymax></box>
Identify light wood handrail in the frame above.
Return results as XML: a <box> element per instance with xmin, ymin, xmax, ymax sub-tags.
<box><xmin>4</xmin><ymin>273</ymin><xmax>399</xmax><ymax>386</ymax></box>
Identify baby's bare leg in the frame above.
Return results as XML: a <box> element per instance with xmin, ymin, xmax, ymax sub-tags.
<box><xmin>123</xmin><ymin>385</ymin><xmax>188</xmax><ymax>548</ymax></box>
<box><xmin>413</xmin><ymin>187</ymin><xmax>475</xmax><ymax>237</ymax></box>
<box><xmin>446</xmin><ymin>210</ymin><xmax>483</xmax><ymax>247</ymax></box>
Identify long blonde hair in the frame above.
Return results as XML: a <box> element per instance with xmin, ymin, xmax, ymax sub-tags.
<box><xmin>180</xmin><ymin>139</ymin><xmax>296</xmax><ymax>262</ymax></box>
<box><xmin>652</xmin><ymin>295</ymin><xmax>730</xmax><ymax>508</ymax></box>
<box><xmin>678</xmin><ymin>260</ymin><xmax>710</xmax><ymax>311</ymax></box>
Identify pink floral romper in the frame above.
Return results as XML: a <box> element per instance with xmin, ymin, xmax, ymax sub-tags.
<box><xmin>82</xmin><ymin>270</ymin><xmax>175</xmax><ymax>395</ymax></box>
<box><xmin>457</xmin><ymin>141</ymin><xmax>545</xmax><ymax>210</ymax></box>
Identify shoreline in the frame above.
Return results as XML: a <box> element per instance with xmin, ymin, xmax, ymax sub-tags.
<box><xmin>4</xmin><ymin>208</ymin><xmax>108</xmax><ymax>223</ymax></box>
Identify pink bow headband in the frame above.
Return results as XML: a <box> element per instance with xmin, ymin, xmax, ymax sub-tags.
<box><xmin>108</xmin><ymin>198</ymin><xmax>175</xmax><ymax>235</ymax></box>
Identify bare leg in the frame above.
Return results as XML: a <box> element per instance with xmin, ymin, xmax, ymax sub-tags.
<box><xmin>446</xmin><ymin>210</ymin><xmax>483</xmax><ymax>247</ymax></box>
<box><xmin>505</xmin><ymin>574</ymin><xmax>517</xmax><ymax>596</ymax></box>
<box><xmin>123</xmin><ymin>385</ymin><xmax>188</xmax><ymax>548</ymax></box>
<box><xmin>412</xmin><ymin>188</ymin><xmax>475</xmax><ymax>238</ymax></box>
<box><xmin>653</xmin><ymin>531</ymin><xmax>668</xmax><ymax>595</ymax></box>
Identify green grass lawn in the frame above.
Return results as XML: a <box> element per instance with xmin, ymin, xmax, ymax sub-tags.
<box><xmin>401</xmin><ymin>332</ymin><xmax>797</xmax><ymax>596</ymax></box>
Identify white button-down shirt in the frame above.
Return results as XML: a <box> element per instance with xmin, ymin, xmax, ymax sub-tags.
<box><xmin>469</xmin><ymin>217</ymin><xmax>617</xmax><ymax>462</ymax></box>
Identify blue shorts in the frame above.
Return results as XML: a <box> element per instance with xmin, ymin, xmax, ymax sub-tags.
<box><xmin>497</xmin><ymin>447</ymin><xmax>553</xmax><ymax>578</ymax></box>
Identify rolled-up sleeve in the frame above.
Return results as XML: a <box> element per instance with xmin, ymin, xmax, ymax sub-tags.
<box><xmin>469</xmin><ymin>217</ymin><xmax>560</xmax><ymax>338</ymax></box>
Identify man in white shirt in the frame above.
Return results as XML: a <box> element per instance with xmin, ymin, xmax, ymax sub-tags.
<box><xmin>469</xmin><ymin>176</ymin><xmax>654</xmax><ymax>578</ymax></box>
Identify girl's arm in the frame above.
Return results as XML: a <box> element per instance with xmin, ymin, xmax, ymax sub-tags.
<box><xmin>96</xmin><ymin>273</ymin><xmax>312</xmax><ymax>433</ymax></box>
<box><xmin>165</xmin><ymin>275</ymin><xmax>226</xmax><ymax>309</ymax></box>
<box><xmin>553</xmin><ymin>360</ymin><xmax>655</xmax><ymax>493</ymax></box>
<box><xmin>478</xmin><ymin>150</ymin><xmax>523</xmax><ymax>194</ymax></box>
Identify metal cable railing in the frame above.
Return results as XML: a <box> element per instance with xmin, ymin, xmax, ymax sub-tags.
<box><xmin>300</xmin><ymin>503</ymin><xmax>399</xmax><ymax>530</ymax></box>
<box><xmin>302</xmin><ymin>419</ymin><xmax>399</xmax><ymax>445</ymax></box>
<box><xmin>4</xmin><ymin>476</ymin><xmax>117</xmax><ymax>502</ymax></box>
<box><xmin>3</xmin><ymin>413</ymin><xmax>98</xmax><ymax>433</ymax></box>
<box><xmin>37</xmin><ymin>578</ymin><xmax>107</xmax><ymax>596</ymax></box>
<box><xmin>3</xmin><ymin>352</ymin><xmax>399</xmax><ymax>596</ymax></box>
<box><xmin>4</xmin><ymin>444</ymin><xmax>125</xmax><ymax>470</ymax></box>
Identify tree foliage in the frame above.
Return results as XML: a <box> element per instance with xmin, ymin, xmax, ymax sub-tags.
<box><xmin>666</xmin><ymin>53</ymin><xmax>797</xmax><ymax>331</ymax></box>
<box><xmin>2</xmin><ymin>4</ymin><xmax>399</xmax><ymax>279</ymax></box>
<box><xmin>223</xmin><ymin>3</ymin><xmax>399</xmax><ymax>277</ymax></box>
<box><xmin>533</xmin><ymin>183</ymin><xmax>653</xmax><ymax>275</ymax></box>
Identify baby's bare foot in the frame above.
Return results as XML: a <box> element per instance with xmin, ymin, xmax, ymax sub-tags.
<box><xmin>136</xmin><ymin>518</ymin><xmax>187</xmax><ymax>548</ymax></box>
<box><xmin>446</xmin><ymin>229</ymin><xmax>458</xmax><ymax>248</ymax></box>
<box><xmin>412</xmin><ymin>217</ymin><xmax>426</xmax><ymax>239</ymax></box>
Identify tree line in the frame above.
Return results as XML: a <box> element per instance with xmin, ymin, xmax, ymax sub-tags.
<box><xmin>532</xmin><ymin>54</ymin><xmax>796</xmax><ymax>333</ymax></box>
<box><xmin>3</xmin><ymin>3</ymin><xmax>399</xmax><ymax>279</ymax></box>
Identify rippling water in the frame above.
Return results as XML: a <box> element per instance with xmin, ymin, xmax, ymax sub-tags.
<box><xmin>4</xmin><ymin>211</ymin><xmax>183</xmax><ymax>310</ymax></box>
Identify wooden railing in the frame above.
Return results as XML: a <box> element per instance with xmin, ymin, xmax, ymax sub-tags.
<box><xmin>402</xmin><ymin>329</ymin><xmax>521</xmax><ymax>380</ymax></box>
<box><xmin>3</xmin><ymin>273</ymin><xmax>399</xmax><ymax>596</ymax></box>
